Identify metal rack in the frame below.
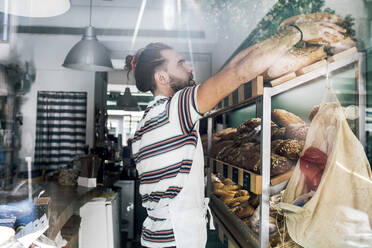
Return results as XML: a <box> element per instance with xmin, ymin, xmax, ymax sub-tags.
<box><xmin>205</xmin><ymin>51</ymin><xmax>366</xmax><ymax>247</ymax></box>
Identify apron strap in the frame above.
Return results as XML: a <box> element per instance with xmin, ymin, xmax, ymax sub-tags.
<box><xmin>204</xmin><ymin>198</ymin><xmax>215</xmax><ymax>230</ymax></box>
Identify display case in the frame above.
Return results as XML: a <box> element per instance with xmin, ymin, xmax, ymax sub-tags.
<box><xmin>203</xmin><ymin>48</ymin><xmax>366</xmax><ymax>248</ymax></box>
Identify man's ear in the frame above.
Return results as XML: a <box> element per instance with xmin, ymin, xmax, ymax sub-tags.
<box><xmin>154</xmin><ymin>70</ymin><xmax>169</xmax><ymax>85</ymax></box>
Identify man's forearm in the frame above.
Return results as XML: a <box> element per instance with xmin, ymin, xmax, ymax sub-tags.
<box><xmin>197</xmin><ymin>26</ymin><xmax>301</xmax><ymax>114</ymax></box>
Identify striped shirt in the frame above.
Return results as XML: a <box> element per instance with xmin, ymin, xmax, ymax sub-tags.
<box><xmin>132</xmin><ymin>86</ymin><xmax>203</xmax><ymax>247</ymax></box>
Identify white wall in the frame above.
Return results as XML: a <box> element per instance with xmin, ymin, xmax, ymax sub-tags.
<box><xmin>15</xmin><ymin>34</ymin><xmax>95</xmax><ymax>166</ymax></box>
<box><xmin>8</xmin><ymin>2</ymin><xmax>216</xmax><ymax>165</ymax></box>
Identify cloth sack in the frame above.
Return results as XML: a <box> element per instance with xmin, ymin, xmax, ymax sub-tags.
<box><xmin>278</xmin><ymin>89</ymin><xmax>372</xmax><ymax>248</ymax></box>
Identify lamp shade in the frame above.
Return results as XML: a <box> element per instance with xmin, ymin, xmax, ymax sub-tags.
<box><xmin>62</xmin><ymin>26</ymin><xmax>113</xmax><ymax>72</ymax></box>
<box><xmin>117</xmin><ymin>87</ymin><xmax>140</xmax><ymax>111</ymax></box>
<box><xmin>0</xmin><ymin>0</ymin><xmax>70</xmax><ymax>17</ymax></box>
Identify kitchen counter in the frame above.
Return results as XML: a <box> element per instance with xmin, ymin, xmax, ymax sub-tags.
<box><xmin>43</xmin><ymin>182</ymin><xmax>103</xmax><ymax>239</ymax></box>
<box><xmin>0</xmin><ymin>181</ymin><xmax>103</xmax><ymax>241</ymax></box>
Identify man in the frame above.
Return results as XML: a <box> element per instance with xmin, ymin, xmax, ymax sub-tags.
<box><xmin>128</xmin><ymin>20</ymin><xmax>345</xmax><ymax>248</ymax></box>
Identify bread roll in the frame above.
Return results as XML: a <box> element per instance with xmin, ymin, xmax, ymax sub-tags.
<box><xmin>248</xmin><ymin>195</ymin><xmax>260</xmax><ymax>208</ymax></box>
<box><xmin>214</xmin><ymin>189</ymin><xmax>236</xmax><ymax>198</ymax></box>
<box><xmin>222</xmin><ymin>184</ymin><xmax>240</xmax><ymax>191</ymax></box>
<box><xmin>228</xmin><ymin>196</ymin><xmax>250</xmax><ymax>206</ymax></box>
<box><xmin>229</xmin><ymin>201</ymin><xmax>242</xmax><ymax>208</ymax></box>
<box><xmin>272</xmin><ymin>109</ymin><xmax>305</xmax><ymax>127</ymax></box>
<box><xmin>236</xmin><ymin>205</ymin><xmax>255</xmax><ymax>218</ymax></box>
<box><xmin>213</xmin><ymin>182</ymin><xmax>224</xmax><ymax>191</ymax></box>
<box><xmin>271</xmin><ymin>154</ymin><xmax>294</xmax><ymax>176</ymax></box>
<box><xmin>236</xmin><ymin>190</ymin><xmax>249</xmax><ymax>197</ymax></box>
<box><xmin>274</xmin><ymin>139</ymin><xmax>305</xmax><ymax>160</ymax></box>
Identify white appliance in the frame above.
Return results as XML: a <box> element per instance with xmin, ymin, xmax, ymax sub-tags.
<box><xmin>79</xmin><ymin>193</ymin><xmax>120</xmax><ymax>248</ymax></box>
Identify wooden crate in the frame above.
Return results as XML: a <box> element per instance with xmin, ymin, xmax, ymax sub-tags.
<box><xmin>210</xmin><ymin>157</ymin><xmax>293</xmax><ymax>195</ymax></box>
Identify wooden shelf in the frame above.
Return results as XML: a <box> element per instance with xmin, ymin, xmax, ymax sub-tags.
<box><xmin>204</xmin><ymin>47</ymin><xmax>359</xmax><ymax>118</ymax></box>
<box><xmin>210</xmin><ymin>194</ymin><xmax>258</xmax><ymax>248</ymax></box>
<box><xmin>209</xmin><ymin>157</ymin><xmax>293</xmax><ymax>195</ymax></box>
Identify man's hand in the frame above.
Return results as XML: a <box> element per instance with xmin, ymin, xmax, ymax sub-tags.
<box><xmin>196</xmin><ymin>12</ymin><xmax>349</xmax><ymax>115</ymax></box>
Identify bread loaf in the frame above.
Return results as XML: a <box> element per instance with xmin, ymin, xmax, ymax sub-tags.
<box><xmin>264</xmin><ymin>46</ymin><xmax>326</xmax><ymax>80</ymax></box>
<box><xmin>271</xmin><ymin>153</ymin><xmax>294</xmax><ymax>176</ymax></box>
<box><xmin>214</xmin><ymin>127</ymin><xmax>237</xmax><ymax>141</ymax></box>
<box><xmin>210</xmin><ymin>140</ymin><xmax>234</xmax><ymax>158</ymax></box>
<box><xmin>272</xmin><ymin>127</ymin><xmax>286</xmax><ymax>140</ymax></box>
<box><xmin>284</xmin><ymin>124</ymin><xmax>309</xmax><ymax>141</ymax></box>
<box><xmin>271</xmin><ymin>139</ymin><xmax>285</xmax><ymax>151</ymax></box>
<box><xmin>237</xmin><ymin>118</ymin><xmax>261</xmax><ymax>134</ymax></box>
<box><xmin>236</xmin><ymin>118</ymin><xmax>283</xmax><ymax>144</ymax></box>
<box><xmin>214</xmin><ymin>127</ymin><xmax>236</xmax><ymax>138</ymax></box>
<box><xmin>273</xmin><ymin>139</ymin><xmax>305</xmax><ymax>160</ymax></box>
<box><xmin>272</xmin><ymin>109</ymin><xmax>305</xmax><ymax>127</ymax></box>
<box><xmin>308</xmin><ymin>105</ymin><xmax>320</xmax><ymax>122</ymax></box>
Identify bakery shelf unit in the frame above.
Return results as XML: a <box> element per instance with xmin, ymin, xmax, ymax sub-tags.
<box><xmin>203</xmin><ymin>49</ymin><xmax>366</xmax><ymax>248</ymax></box>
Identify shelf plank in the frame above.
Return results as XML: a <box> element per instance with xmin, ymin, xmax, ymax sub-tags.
<box><xmin>270</xmin><ymin>168</ymin><xmax>294</xmax><ymax>185</ymax></box>
<box><xmin>203</xmin><ymin>94</ymin><xmax>262</xmax><ymax>119</ymax></box>
<box><xmin>328</xmin><ymin>47</ymin><xmax>357</xmax><ymax>63</ymax></box>
<box><xmin>296</xmin><ymin>59</ymin><xmax>327</xmax><ymax>76</ymax></box>
<box><xmin>269</xmin><ymin>72</ymin><xmax>296</xmax><ymax>87</ymax></box>
<box><xmin>252</xmin><ymin>76</ymin><xmax>264</xmax><ymax>97</ymax></box>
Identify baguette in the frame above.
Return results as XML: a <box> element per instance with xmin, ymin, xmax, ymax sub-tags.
<box><xmin>272</xmin><ymin>109</ymin><xmax>305</xmax><ymax>127</ymax></box>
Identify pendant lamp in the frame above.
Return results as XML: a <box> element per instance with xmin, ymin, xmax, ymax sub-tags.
<box><xmin>117</xmin><ymin>87</ymin><xmax>140</xmax><ymax>111</ymax></box>
<box><xmin>0</xmin><ymin>0</ymin><xmax>70</xmax><ymax>18</ymax></box>
<box><xmin>62</xmin><ymin>0</ymin><xmax>113</xmax><ymax>71</ymax></box>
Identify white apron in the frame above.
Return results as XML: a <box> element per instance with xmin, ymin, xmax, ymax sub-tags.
<box><xmin>147</xmin><ymin>132</ymin><xmax>214</xmax><ymax>247</ymax></box>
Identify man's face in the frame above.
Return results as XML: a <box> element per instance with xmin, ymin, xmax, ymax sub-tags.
<box><xmin>161</xmin><ymin>49</ymin><xmax>195</xmax><ymax>93</ymax></box>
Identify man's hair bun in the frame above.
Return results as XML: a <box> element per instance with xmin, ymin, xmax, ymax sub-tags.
<box><xmin>125</xmin><ymin>54</ymin><xmax>134</xmax><ymax>71</ymax></box>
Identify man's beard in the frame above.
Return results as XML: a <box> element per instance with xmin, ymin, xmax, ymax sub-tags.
<box><xmin>169</xmin><ymin>73</ymin><xmax>196</xmax><ymax>92</ymax></box>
